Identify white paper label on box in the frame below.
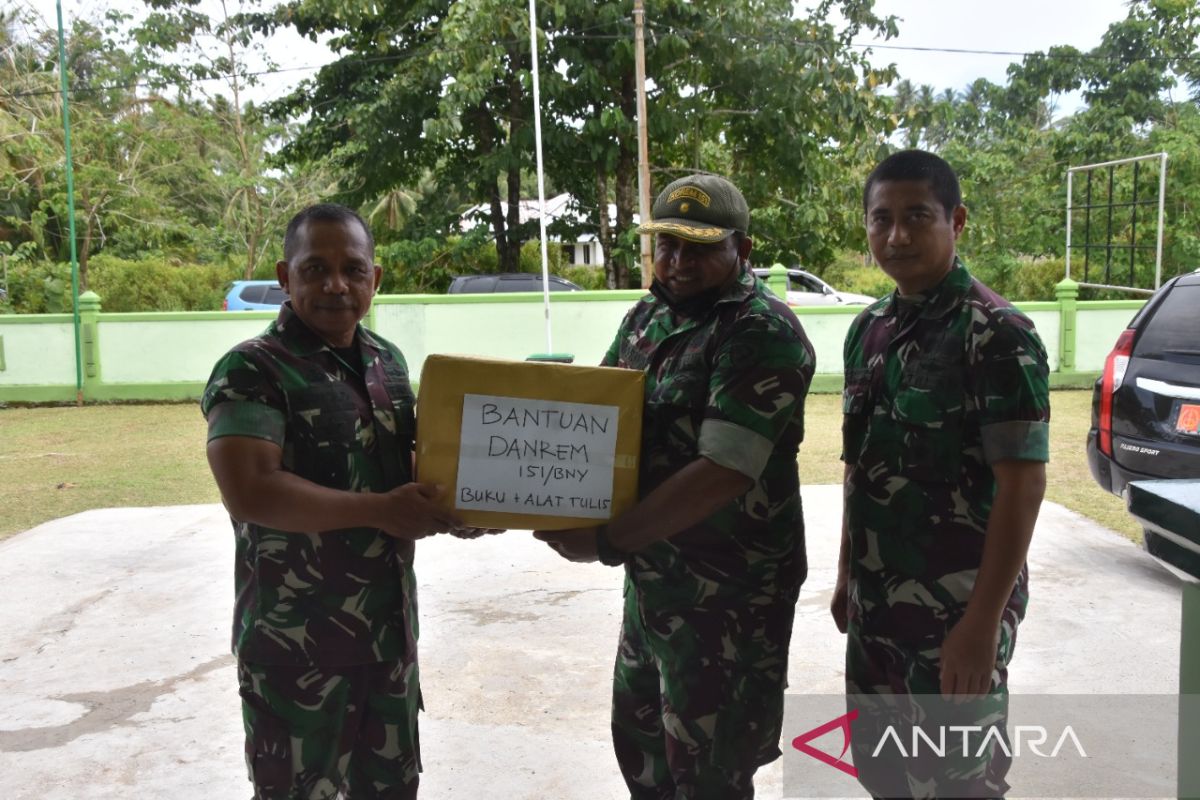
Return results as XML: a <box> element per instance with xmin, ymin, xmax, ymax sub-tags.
<box><xmin>456</xmin><ymin>393</ymin><xmax>619</xmax><ymax>519</ymax></box>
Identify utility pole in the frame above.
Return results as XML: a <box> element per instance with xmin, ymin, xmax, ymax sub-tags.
<box><xmin>527</xmin><ymin>0</ymin><xmax>554</xmax><ymax>355</ymax></box>
<box><xmin>633</xmin><ymin>0</ymin><xmax>653</xmax><ymax>289</ymax></box>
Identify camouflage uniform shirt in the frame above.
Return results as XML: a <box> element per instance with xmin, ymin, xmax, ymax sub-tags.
<box><xmin>841</xmin><ymin>259</ymin><xmax>1051</xmax><ymax>644</ymax></box>
<box><xmin>603</xmin><ymin>265</ymin><xmax>816</xmax><ymax>608</ymax></box>
<box><xmin>202</xmin><ymin>302</ymin><xmax>419</xmax><ymax>667</ymax></box>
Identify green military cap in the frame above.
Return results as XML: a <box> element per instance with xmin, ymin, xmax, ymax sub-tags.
<box><xmin>638</xmin><ymin>174</ymin><xmax>750</xmax><ymax>244</ymax></box>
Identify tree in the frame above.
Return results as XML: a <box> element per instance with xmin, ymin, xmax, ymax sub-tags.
<box><xmin>262</xmin><ymin>0</ymin><xmax>898</xmax><ymax>287</ymax></box>
<box><xmin>633</xmin><ymin>0</ymin><xmax>898</xmax><ymax>269</ymax></box>
<box><xmin>132</xmin><ymin>0</ymin><xmax>321</xmax><ymax>279</ymax></box>
<box><xmin>877</xmin><ymin>0</ymin><xmax>1200</xmax><ymax>294</ymax></box>
<box><xmin>539</xmin><ymin>0</ymin><xmax>641</xmax><ymax>288</ymax></box>
<box><xmin>259</xmin><ymin>0</ymin><xmax>541</xmax><ymax>274</ymax></box>
<box><xmin>0</xmin><ymin>13</ymin><xmax>183</xmax><ymax>288</ymax></box>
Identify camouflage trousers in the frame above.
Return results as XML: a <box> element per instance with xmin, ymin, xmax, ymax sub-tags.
<box><xmin>237</xmin><ymin>658</ymin><xmax>421</xmax><ymax>800</ymax></box>
<box><xmin>845</xmin><ymin>626</ymin><xmax>1017</xmax><ymax>799</ymax></box>
<box><xmin>611</xmin><ymin>582</ymin><xmax>798</xmax><ymax>800</ymax></box>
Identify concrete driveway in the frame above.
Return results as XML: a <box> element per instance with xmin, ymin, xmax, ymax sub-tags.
<box><xmin>0</xmin><ymin>486</ymin><xmax>1183</xmax><ymax>799</ymax></box>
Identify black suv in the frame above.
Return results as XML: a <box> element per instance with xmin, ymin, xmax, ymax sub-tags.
<box><xmin>1087</xmin><ymin>269</ymin><xmax>1200</xmax><ymax>497</ymax></box>
<box><xmin>447</xmin><ymin>273</ymin><xmax>583</xmax><ymax>294</ymax></box>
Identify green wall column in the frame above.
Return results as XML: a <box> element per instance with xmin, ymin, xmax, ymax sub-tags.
<box><xmin>79</xmin><ymin>290</ymin><xmax>101</xmax><ymax>401</ymax></box>
<box><xmin>366</xmin><ymin>298</ymin><xmax>378</xmax><ymax>332</ymax></box>
<box><xmin>766</xmin><ymin>263</ymin><xmax>788</xmax><ymax>301</ymax></box>
<box><xmin>1055</xmin><ymin>277</ymin><xmax>1079</xmax><ymax>374</ymax></box>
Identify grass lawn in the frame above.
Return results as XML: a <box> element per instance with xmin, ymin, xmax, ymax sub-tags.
<box><xmin>0</xmin><ymin>390</ymin><xmax>1140</xmax><ymax>542</ymax></box>
<box><xmin>797</xmin><ymin>389</ymin><xmax>1140</xmax><ymax>541</ymax></box>
<box><xmin>0</xmin><ymin>403</ymin><xmax>218</xmax><ymax>540</ymax></box>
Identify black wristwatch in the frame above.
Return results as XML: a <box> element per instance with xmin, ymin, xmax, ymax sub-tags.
<box><xmin>595</xmin><ymin>525</ymin><xmax>627</xmax><ymax>567</ymax></box>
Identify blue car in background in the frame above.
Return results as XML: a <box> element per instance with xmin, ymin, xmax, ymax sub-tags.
<box><xmin>223</xmin><ymin>280</ymin><xmax>286</xmax><ymax>310</ymax></box>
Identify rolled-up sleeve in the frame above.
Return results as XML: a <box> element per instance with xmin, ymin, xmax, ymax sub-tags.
<box><xmin>699</xmin><ymin>315</ymin><xmax>815</xmax><ymax>480</ymax></box>
<box><xmin>981</xmin><ymin>419</ymin><xmax>1049</xmax><ymax>463</ymax></box>
<box><xmin>698</xmin><ymin>418</ymin><xmax>775</xmax><ymax>479</ymax></box>
<box><xmin>201</xmin><ymin>350</ymin><xmax>287</xmax><ymax>447</ymax></box>
<box><xmin>970</xmin><ymin>310</ymin><xmax>1051</xmax><ymax>464</ymax></box>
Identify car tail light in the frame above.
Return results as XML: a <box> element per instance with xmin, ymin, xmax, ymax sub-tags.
<box><xmin>222</xmin><ymin>298</ymin><xmax>228</xmax><ymax>311</ymax></box>
<box><xmin>1099</xmin><ymin>329</ymin><xmax>1135</xmax><ymax>457</ymax></box>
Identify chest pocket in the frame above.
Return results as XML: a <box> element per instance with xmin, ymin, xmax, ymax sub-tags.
<box><xmin>619</xmin><ymin>337</ymin><xmax>651</xmax><ymax>371</ymax></box>
<box><xmin>842</xmin><ymin>367</ymin><xmax>874</xmax><ymax>463</ymax></box>
<box><xmin>644</xmin><ymin>351</ymin><xmax>710</xmax><ymax>458</ymax></box>
<box><xmin>843</xmin><ymin>367</ymin><xmax>873</xmax><ymax>416</ymax></box>
<box><xmin>382</xmin><ymin>372</ymin><xmax>416</xmax><ymax>484</ymax></box>
<box><xmin>648</xmin><ymin>352</ymin><xmax>709</xmax><ymax>408</ymax></box>
<box><xmin>287</xmin><ymin>383</ymin><xmax>362</xmax><ymax>488</ymax></box>
<box><xmin>387</xmin><ymin>389</ymin><xmax>415</xmax><ymax>438</ymax></box>
<box><xmin>381</xmin><ymin>364</ymin><xmax>416</xmax><ymax>436</ymax></box>
<box><xmin>889</xmin><ymin>359</ymin><xmax>964</xmax><ymax>483</ymax></box>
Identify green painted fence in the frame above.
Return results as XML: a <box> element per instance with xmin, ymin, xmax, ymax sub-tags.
<box><xmin>0</xmin><ymin>276</ymin><xmax>1138</xmax><ymax>404</ymax></box>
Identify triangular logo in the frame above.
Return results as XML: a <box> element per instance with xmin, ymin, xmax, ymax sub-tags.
<box><xmin>791</xmin><ymin>708</ymin><xmax>859</xmax><ymax>778</ymax></box>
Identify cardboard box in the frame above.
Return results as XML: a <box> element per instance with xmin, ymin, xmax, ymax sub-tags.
<box><xmin>415</xmin><ymin>354</ymin><xmax>644</xmax><ymax>530</ymax></box>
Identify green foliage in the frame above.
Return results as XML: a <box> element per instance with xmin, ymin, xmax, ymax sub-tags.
<box><xmin>817</xmin><ymin>251</ymin><xmax>1067</xmax><ymax>302</ymax></box>
<box><xmin>871</xmin><ymin>0</ymin><xmax>1200</xmax><ymax>296</ymax></box>
<box><xmin>817</xmin><ymin>251</ymin><xmax>895</xmax><ymax>300</ymax></box>
<box><xmin>127</xmin><ymin>0</ymin><xmax>318</xmax><ymax>280</ymax></box>
<box><xmin>262</xmin><ymin>0</ymin><xmax>897</xmax><ymax>287</ymax></box>
<box><xmin>1</xmin><ymin>260</ymin><xmax>74</xmax><ymax>314</ymax></box>
<box><xmin>262</xmin><ymin>0</ymin><xmax>540</xmax><ymax>274</ymax></box>
<box><xmin>377</xmin><ymin>238</ymin><xmax>476</xmax><ymax>295</ymax></box>
<box><xmin>1150</xmin><ymin>104</ymin><xmax>1200</xmax><ymax>274</ymax></box>
<box><xmin>3</xmin><ymin>0</ymin><xmax>1200</xmax><ymax>310</ymax></box>
<box><xmin>636</xmin><ymin>0</ymin><xmax>898</xmax><ymax>271</ymax></box>
<box><xmin>1011</xmin><ymin>258</ymin><xmax>1069</xmax><ymax>302</ymax></box>
<box><xmin>2</xmin><ymin>256</ymin><xmax>237</xmax><ymax>313</ymax></box>
<box><xmin>375</xmin><ymin>236</ymin><xmax>575</xmax><ymax>294</ymax></box>
<box><xmin>0</xmin><ymin>240</ymin><xmax>40</xmax><ymax>314</ymax></box>
<box><xmin>0</xmin><ymin>14</ymin><xmax>237</xmax><ymax>286</ymax></box>
<box><xmin>86</xmin><ymin>255</ymin><xmax>236</xmax><ymax>312</ymax></box>
<box><xmin>559</xmin><ymin>265</ymin><xmax>608</xmax><ymax>291</ymax></box>
<box><xmin>516</xmin><ymin>239</ymin><xmax>569</xmax><ymax>276</ymax></box>
<box><xmin>961</xmin><ymin>252</ymin><xmax>1020</xmax><ymax>299</ymax></box>
<box><xmin>0</xmin><ymin>6</ymin><xmax>326</xmax><ymax>291</ymax></box>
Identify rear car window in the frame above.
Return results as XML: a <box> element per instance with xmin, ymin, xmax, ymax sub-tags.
<box><xmin>458</xmin><ymin>276</ymin><xmax>497</xmax><ymax>292</ymax></box>
<box><xmin>238</xmin><ymin>285</ymin><xmax>267</xmax><ymax>304</ymax></box>
<box><xmin>790</xmin><ymin>274</ymin><xmax>825</xmax><ymax>293</ymax></box>
<box><xmin>263</xmin><ymin>286</ymin><xmax>286</xmax><ymax>304</ymax></box>
<box><xmin>1134</xmin><ymin>284</ymin><xmax>1200</xmax><ymax>359</ymax></box>
<box><xmin>496</xmin><ymin>276</ymin><xmax>540</xmax><ymax>292</ymax></box>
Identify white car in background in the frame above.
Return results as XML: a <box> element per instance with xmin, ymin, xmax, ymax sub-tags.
<box><xmin>751</xmin><ymin>267</ymin><xmax>877</xmax><ymax>306</ymax></box>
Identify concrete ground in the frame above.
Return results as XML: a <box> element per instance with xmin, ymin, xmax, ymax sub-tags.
<box><xmin>0</xmin><ymin>486</ymin><xmax>1184</xmax><ymax>800</ymax></box>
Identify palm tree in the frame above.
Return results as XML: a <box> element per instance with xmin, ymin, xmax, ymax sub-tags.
<box><xmin>369</xmin><ymin>173</ymin><xmax>438</xmax><ymax>231</ymax></box>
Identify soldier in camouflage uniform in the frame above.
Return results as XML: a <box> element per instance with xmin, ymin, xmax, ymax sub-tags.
<box><xmin>832</xmin><ymin>151</ymin><xmax>1050</xmax><ymax>798</ymax></box>
<box><xmin>202</xmin><ymin>204</ymin><xmax>460</xmax><ymax>800</ymax></box>
<box><xmin>536</xmin><ymin>175</ymin><xmax>815</xmax><ymax>799</ymax></box>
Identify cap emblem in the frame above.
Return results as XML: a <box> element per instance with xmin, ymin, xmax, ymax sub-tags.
<box><xmin>667</xmin><ymin>186</ymin><xmax>711</xmax><ymax>207</ymax></box>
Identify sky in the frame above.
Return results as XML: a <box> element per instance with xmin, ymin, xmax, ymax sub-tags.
<box><xmin>14</xmin><ymin>0</ymin><xmax>333</xmax><ymax>106</ymax></box>
<box><xmin>17</xmin><ymin>0</ymin><xmax>1134</xmax><ymax>107</ymax></box>
<box><xmin>857</xmin><ymin>0</ymin><xmax>1130</xmax><ymax>95</ymax></box>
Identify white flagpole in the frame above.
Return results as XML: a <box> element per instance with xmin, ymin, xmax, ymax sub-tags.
<box><xmin>528</xmin><ymin>0</ymin><xmax>553</xmax><ymax>354</ymax></box>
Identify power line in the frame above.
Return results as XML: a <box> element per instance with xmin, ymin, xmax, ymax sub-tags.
<box><xmin>864</xmin><ymin>43</ymin><xmax>1042</xmax><ymax>57</ymax></box>
<box><xmin>645</xmin><ymin>20</ymin><xmax>1200</xmax><ymax>64</ymax></box>
<box><xmin>0</xmin><ymin>62</ymin><xmax>327</xmax><ymax>101</ymax></box>
<box><xmin>3</xmin><ymin>22</ymin><xmax>1195</xmax><ymax>104</ymax></box>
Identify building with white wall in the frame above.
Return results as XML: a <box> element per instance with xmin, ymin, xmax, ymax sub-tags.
<box><xmin>460</xmin><ymin>193</ymin><xmax>634</xmax><ymax>269</ymax></box>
